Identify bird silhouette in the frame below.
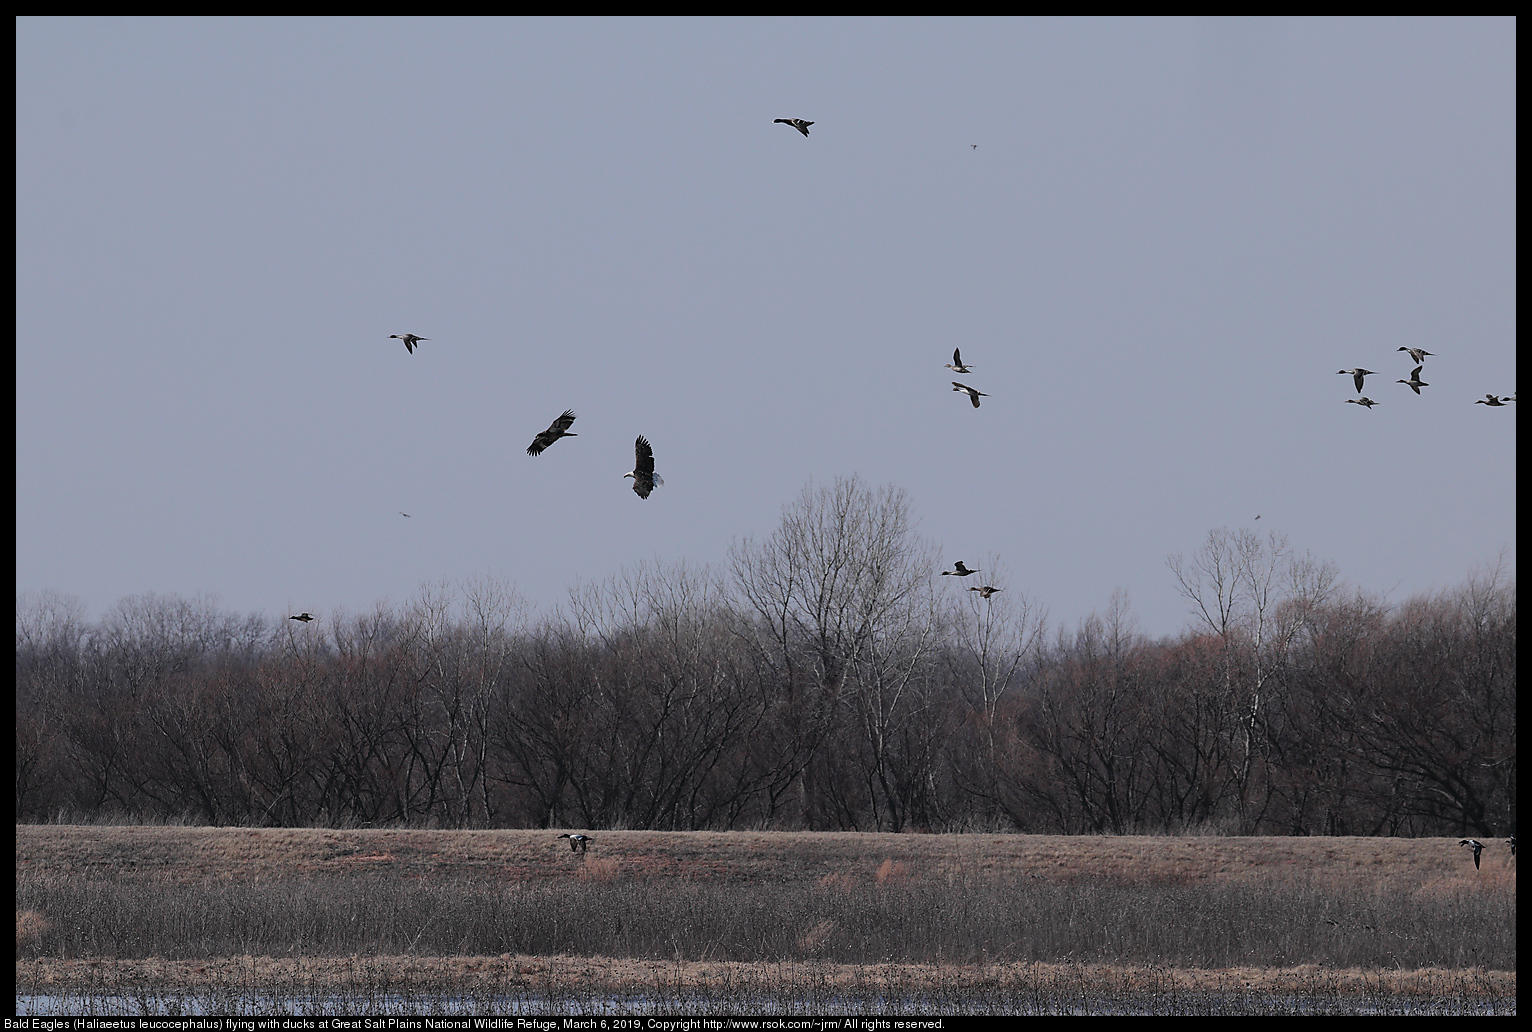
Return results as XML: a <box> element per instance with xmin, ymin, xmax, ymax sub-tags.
<box><xmin>942</xmin><ymin>561</ymin><xmax>978</xmax><ymax>577</ymax></box>
<box><xmin>389</xmin><ymin>333</ymin><xmax>428</xmax><ymax>354</ymax></box>
<box><xmin>944</xmin><ymin>348</ymin><xmax>973</xmax><ymax>374</ymax></box>
<box><xmin>1338</xmin><ymin>368</ymin><xmax>1378</xmax><ymax>394</ymax></box>
<box><xmin>773</xmin><ymin>118</ymin><xmax>813</xmax><ymax>136</ymax></box>
<box><xmin>1345</xmin><ymin>397</ymin><xmax>1379</xmax><ymax>409</ymax></box>
<box><xmin>1459</xmin><ymin>839</ymin><xmax>1485</xmax><ymax>869</ymax></box>
<box><xmin>558</xmin><ymin>833</ymin><xmax>592</xmax><ymax>853</ymax></box>
<box><xmin>951</xmin><ymin>382</ymin><xmax>988</xmax><ymax>408</ymax></box>
<box><xmin>968</xmin><ymin>585</ymin><xmax>1002</xmax><ymax>598</ymax></box>
<box><xmin>1397</xmin><ymin>367</ymin><xmax>1429</xmax><ymax>394</ymax></box>
<box><xmin>1397</xmin><ymin>347</ymin><xmax>1435</xmax><ymax>365</ymax></box>
<box><xmin>624</xmin><ymin>435</ymin><xmax>664</xmax><ymax>499</ymax></box>
<box><xmin>527</xmin><ymin>410</ymin><xmax>579</xmax><ymax>456</ymax></box>
<box><xmin>289</xmin><ymin>613</ymin><xmax>315</xmax><ymax>623</ymax></box>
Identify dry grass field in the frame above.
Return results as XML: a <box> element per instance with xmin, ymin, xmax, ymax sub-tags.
<box><xmin>15</xmin><ymin>826</ymin><xmax>1516</xmax><ymax>1014</ymax></box>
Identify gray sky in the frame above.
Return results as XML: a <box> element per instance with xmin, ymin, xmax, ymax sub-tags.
<box><xmin>17</xmin><ymin>17</ymin><xmax>1516</xmax><ymax>639</ymax></box>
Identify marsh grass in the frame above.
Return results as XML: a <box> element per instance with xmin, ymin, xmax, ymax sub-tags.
<box><xmin>15</xmin><ymin>864</ymin><xmax>1514</xmax><ymax>971</ymax></box>
<box><xmin>14</xmin><ymin>827</ymin><xmax>1515</xmax><ymax>1013</ymax></box>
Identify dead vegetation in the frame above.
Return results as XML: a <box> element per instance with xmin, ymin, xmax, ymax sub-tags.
<box><xmin>15</xmin><ymin>826</ymin><xmax>1515</xmax><ymax>1011</ymax></box>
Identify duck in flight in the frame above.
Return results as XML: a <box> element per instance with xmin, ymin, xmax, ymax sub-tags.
<box><xmin>1338</xmin><ymin>368</ymin><xmax>1378</xmax><ymax>394</ymax></box>
<box><xmin>389</xmin><ymin>334</ymin><xmax>428</xmax><ymax>354</ymax></box>
<box><xmin>774</xmin><ymin>118</ymin><xmax>814</xmax><ymax>136</ymax></box>
<box><xmin>1397</xmin><ymin>366</ymin><xmax>1429</xmax><ymax>395</ymax></box>
<box><xmin>558</xmin><ymin>833</ymin><xmax>592</xmax><ymax>853</ymax></box>
<box><xmin>289</xmin><ymin>613</ymin><xmax>315</xmax><ymax>623</ymax></box>
<box><xmin>951</xmin><ymin>382</ymin><xmax>988</xmax><ymax>408</ymax></box>
<box><xmin>1474</xmin><ymin>394</ymin><xmax>1507</xmax><ymax>407</ymax></box>
<box><xmin>945</xmin><ymin>348</ymin><xmax>973</xmax><ymax>374</ymax></box>
<box><xmin>624</xmin><ymin>435</ymin><xmax>664</xmax><ymax>499</ymax></box>
<box><xmin>527</xmin><ymin>410</ymin><xmax>578</xmax><ymax>455</ymax></box>
<box><xmin>1345</xmin><ymin>397</ymin><xmax>1379</xmax><ymax>409</ymax></box>
<box><xmin>1397</xmin><ymin>347</ymin><xmax>1435</xmax><ymax>365</ymax></box>
<box><xmin>968</xmin><ymin>585</ymin><xmax>1002</xmax><ymax>598</ymax></box>
<box><xmin>1460</xmin><ymin>838</ymin><xmax>1485</xmax><ymax>869</ymax></box>
<box><xmin>942</xmin><ymin>561</ymin><xmax>978</xmax><ymax>577</ymax></box>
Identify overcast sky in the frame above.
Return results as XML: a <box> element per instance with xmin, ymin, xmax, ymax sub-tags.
<box><xmin>17</xmin><ymin>17</ymin><xmax>1515</xmax><ymax>639</ymax></box>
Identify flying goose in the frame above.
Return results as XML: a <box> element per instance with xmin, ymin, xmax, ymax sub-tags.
<box><xmin>951</xmin><ymin>382</ymin><xmax>988</xmax><ymax>408</ymax></box>
<box><xmin>527</xmin><ymin>409</ymin><xmax>579</xmax><ymax>455</ymax></box>
<box><xmin>558</xmin><ymin>833</ymin><xmax>591</xmax><ymax>853</ymax></box>
<box><xmin>1459</xmin><ymin>838</ymin><xmax>1484</xmax><ymax>869</ymax></box>
<box><xmin>944</xmin><ymin>348</ymin><xmax>973</xmax><ymax>374</ymax></box>
<box><xmin>1474</xmin><ymin>395</ymin><xmax>1506</xmax><ymax>407</ymax></box>
<box><xmin>773</xmin><ymin>118</ymin><xmax>813</xmax><ymax>136</ymax></box>
<box><xmin>1338</xmin><ymin>368</ymin><xmax>1378</xmax><ymax>394</ymax></box>
<box><xmin>942</xmin><ymin>561</ymin><xmax>978</xmax><ymax>577</ymax></box>
<box><xmin>1396</xmin><ymin>366</ymin><xmax>1428</xmax><ymax>394</ymax></box>
<box><xmin>1397</xmin><ymin>347</ymin><xmax>1435</xmax><ymax>365</ymax></box>
<box><xmin>1344</xmin><ymin>397</ymin><xmax>1379</xmax><ymax>409</ymax></box>
<box><xmin>389</xmin><ymin>334</ymin><xmax>428</xmax><ymax>354</ymax></box>
<box><xmin>624</xmin><ymin>435</ymin><xmax>664</xmax><ymax>499</ymax></box>
<box><xmin>289</xmin><ymin>613</ymin><xmax>315</xmax><ymax>623</ymax></box>
<box><xmin>968</xmin><ymin>585</ymin><xmax>1002</xmax><ymax>598</ymax></box>
<box><xmin>400</xmin><ymin>512</ymin><xmax>411</xmax><ymax>517</ymax></box>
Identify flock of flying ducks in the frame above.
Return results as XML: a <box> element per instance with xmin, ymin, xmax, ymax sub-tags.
<box><xmin>1339</xmin><ymin>348</ymin><xmax>1514</xmax><ymax>409</ymax></box>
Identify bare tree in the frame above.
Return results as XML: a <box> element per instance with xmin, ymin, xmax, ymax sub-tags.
<box><xmin>1168</xmin><ymin>529</ymin><xmax>1338</xmax><ymax>828</ymax></box>
<box><xmin>728</xmin><ymin>476</ymin><xmax>945</xmax><ymax>829</ymax></box>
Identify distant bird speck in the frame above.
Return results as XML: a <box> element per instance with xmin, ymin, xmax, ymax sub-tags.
<box><xmin>971</xmin><ymin>144</ymin><xmax>977</xmax><ymax>150</ymax></box>
<box><xmin>1459</xmin><ymin>838</ymin><xmax>1484</xmax><ymax>869</ymax></box>
<box><xmin>951</xmin><ymin>382</ymin><xmax>988</xmax><ymax>408</ymax></box>
<box><xmin>1397</xmin><ymin>367</ymin><xmax>1429</xmax><ymax>394</ymax></box>
<box><xmin>1397</xmin><ymin>347</ymin><xmax>1435</xmax><ymax>365</ymax></box>
<box><xmin>624</xmin><ymin>435</ymin><xmax>664</xmax><ymax>499</ymax></box>
<box><xmin>527</xmin><ymin>409</ymin><xmax>579</xmax><ymax>456</ymax></box>
<box><xmin>389</xmin><ymin>333</ymin><xmax>428</xmax><ymax>354</ymax></box>
<box><xmin>968</xmin><ymin>585</ymin><xmax>1002</xmax><ymax>598</ymax></box>
<box><xmin>945</xmin><ymin>348</ymin><xmax>973</xmax><ymax>374</ymax></box>
<box><xmin>1474</xmin><ymin>394</ymin><xmax>1507</xmax><ymax>407</ymax></box>
<box><xmin>289</xmin><ymin>613</ymin><xmax>315</xmax><ymax>623</ymax></box>
<box><xmin>1254</xmin><ymin>515</ymin><xmax>1262</xmax><ymax>520</ymax></box>
<box><xmin>773</xmin><ymin>118</ymin><xmax>813</xmax><ymax>136</ymax></box>
<box><xmin>1509</xmin><ymin>837</ymin><xmax>1516</xmax><ymax>857</ymax></box>
<box><xmin>942</xmin><ymin>561</ymin><xmax>978</xmax><ymax>577</ymax></box>
<box><xmin>1338</xmin><ymin>368</ymin><xmax>1377</xmax><ymax>394</ymax></box>
<box><xmin>1345</xmin><ymin>397</ymin><xmax>1379</xmax><ymax>409</ymax></box>
<box><xmin>400</xmin><ymin>512</ymin><xmax>411</xmax><ymax>518</ymax></box>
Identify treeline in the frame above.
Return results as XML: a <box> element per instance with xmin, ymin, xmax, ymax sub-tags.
<box><xmin>15</xmin><ymin>478</ymin><xmax>1515</xmax><ymax>837</ymax></box>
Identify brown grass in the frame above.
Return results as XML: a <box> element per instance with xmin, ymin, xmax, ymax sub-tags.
<box><xmin>15</xmin><ymin>825</ymin><xmax>1515</xmax><ymax>1008</ymax></box>
<box><xmin>14</xmin><ymin>825</ymin><xmax>1514</xmax><ymax>891</ymax></box>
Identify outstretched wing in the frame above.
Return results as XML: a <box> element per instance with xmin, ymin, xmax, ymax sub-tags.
<box><xmin>953</xmin><ymin>348</ymin><xmax>962</xmax><ymax>367</ymax></box>
<box><xmin>527</xmin><ymin>410</ymin><xmax>577</xmax><ymax>456</ymax></box>
<box><xmin>631</xmin><ymin>435</ymin><xmax>658</xmax><ymax>498</ymax></box>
